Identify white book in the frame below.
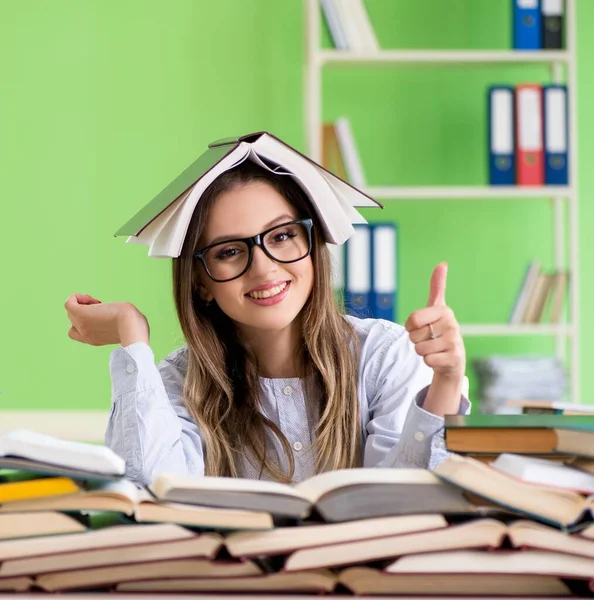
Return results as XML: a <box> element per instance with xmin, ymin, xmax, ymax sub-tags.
<box><xmin>320</xmin><ymin>0</ymin><xmax>349</xmax><ymax>50</ymax></box>
<box><xmin>0</xmin><ymin>429</ymin><xmax>125</xmax><ymax>478</ymax></box>
<box><xmin>118</xmin><ymin>132</ymin><xmax>378</xmax><ymax>258</ymax></box>
<box><xmin>333</xmin><ymin>0</ymin><xmax>365</xmax><ymax>51</ymax></box>
<box><xmin>509</xmin><ymin>260</ymin><xmax>541</xmax><ymax>324</ymax></box>
<box><xmin>351</xmin><ymin>0</ymin><xmax>380</xmax><ymax>51</ymax></box>
<box><xmin>334</xmin><ymin>117</ymin><xmax>367</xmax><ymax>188</ymax></box>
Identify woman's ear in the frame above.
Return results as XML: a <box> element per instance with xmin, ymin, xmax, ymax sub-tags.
<box><xmin>197</xmin><ymin>282</ymin><xmax>214</xmax><ymax>304</ymax></box>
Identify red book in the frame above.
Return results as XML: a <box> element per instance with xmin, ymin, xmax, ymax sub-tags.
<box><xmin>515</xmin><ymin>84</ymin><xmax>545</xmax><ymax>185</ymax></box>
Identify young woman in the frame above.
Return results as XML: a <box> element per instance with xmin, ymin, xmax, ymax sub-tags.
<box><xmin>65</xmin><ymin>160</ymin><xmax>468</xmax><ymax>486</ymax></box>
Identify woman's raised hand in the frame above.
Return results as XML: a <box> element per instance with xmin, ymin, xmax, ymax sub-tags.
<box><xmin>64</xmin><ymin>294</ymin><xmax>150</xmax><ymax>347</ymax></box>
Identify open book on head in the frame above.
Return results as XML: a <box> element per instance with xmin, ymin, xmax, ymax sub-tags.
<box><xmin>115</xmin><ymin>132</ymin><xmax>381</xmax><ymax>258</ymax></box>
<box><xmin>0</xmin><ymin>430</ymin><xmax>125</xmax><ymax>480</ymax></box>
<box><xmin>148</xmin><ymin>468</ymin><xmax>478</xmax><ymax>522</ymax></box>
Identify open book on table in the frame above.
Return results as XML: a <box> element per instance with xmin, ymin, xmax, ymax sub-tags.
<box><xmin>148</xmin><ymin>467</ymin><xmax>477</xmax><ymax>521</ymax></box>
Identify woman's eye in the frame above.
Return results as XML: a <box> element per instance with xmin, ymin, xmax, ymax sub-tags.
<box><xmin>272</xmin><ymin>229</ymin><xmax>297</xmax><ymax>243</ymax></box>
<box><xmin>215</xmin><ymin>247</ymin><xmax>241</xmax><ymax>260</ymax></box>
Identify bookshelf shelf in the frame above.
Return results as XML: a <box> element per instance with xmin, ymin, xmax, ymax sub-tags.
<box><xmin>365</xmin><ymin>186</ymin><xmax>574</xmax><ymax>201</ymax></box>
<box><xmin>460</xmin><ymin>324</ymin><xmax>574</xmax><ymax>337</ymax></box>
<box><xmin>318</xmin><ymin>49</ymin><xmax>571</xmax><ymax>66</ymax></box>
<box><xmin>305</xmin><ymin>0</ymin><xmax>581</xmax><ymax>401</ymax></box>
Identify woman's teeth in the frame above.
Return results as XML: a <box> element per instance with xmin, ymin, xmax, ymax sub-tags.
<box><xmin>248</xmin><ymin>282</ymin><xmax>287</xmax><ymax>299</ymax></box>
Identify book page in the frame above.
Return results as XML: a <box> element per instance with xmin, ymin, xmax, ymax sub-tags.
<box><xmin>150</xmin><ymin>473</ymin><xmax>304</xmax><ymax>500</ymax></box>
<box><xmin>149</xmin><ymin>144</ymin><xmax>250</xmax><ymax>257</ymax></box>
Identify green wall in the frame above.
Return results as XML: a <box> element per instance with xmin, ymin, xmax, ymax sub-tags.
<box><xmin>1</xmin><ymin>0</ymin><xmax>592</xmax><ymax>411</ymax></box>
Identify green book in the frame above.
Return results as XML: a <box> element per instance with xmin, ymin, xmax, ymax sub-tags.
<box><xmin>445</xmin><ymin>414</ymin><xmax>594</xmax><ymax>431</ymax></box>
<box><xmin>445</xmin><ymin>414</ymin><xmax>594</xmax><ymax>458</ymax></box>
<box><xmin>115</xmin><ymin>131</ymin><xmax>381</xmax><ymax>258</ymax></box>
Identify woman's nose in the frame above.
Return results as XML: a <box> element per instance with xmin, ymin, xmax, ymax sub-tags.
<box><xmin>249</xmin><ymin>245</ymin><xmax>278</xmax><ymax>276</ymax></box>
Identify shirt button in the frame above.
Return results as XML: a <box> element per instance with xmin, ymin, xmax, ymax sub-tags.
<box><xmin>414</xmin><ymin>431</ymin><xmax>425</xmax><ymax>442</ymax></box>
<box><xmin>293</xmin><ymin>441</ymin><xmax>303</xmax><ymax>451</ymax></box>
<box><xmin>282</xmin><ymin>386</ymin><xmax>293</xmax><ymax>396</ymax></box>
<box><xmin>126</xmin><ymin>364</ymin><xmax>136</xmax><ymax>374</ymax></box>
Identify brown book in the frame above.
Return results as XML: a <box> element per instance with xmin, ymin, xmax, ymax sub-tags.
<box><xmin>0</xmin><ymin>478</ymin><xmax>273</xmax><ymax>531</ymax></box>
<box><xmin>445</xmin><ymin>414</ymin><xmax>594</xmax><ymax>456</ymax></box>
<box><xmin>226</xmin><ymin>513</ymin><xmax>447</xmax><ymax>558</ymax></box>
<box><xmin>1</xmin><ymin>532</ymin><xmax>221</xmax><ymax>578</ymax></box>
<box><xmin>322</xmin><ymin>123</ymin><xmax>348</xmax><ymax>181</ymax></box>
<box><xmin>0</xmin><ymin>523</ymin><xmax>194</xmax><ymax>565</ymax></box>
<box><xmin>528</xmin><ymin>272</ymin><xmax>555</xmax><ymax>323</ymax></box>
<box><xmin>338</xmin><ymin>556</ymin><xmax>576</xmax><ymax>596</ymax></box>
<box><xmin>0</xmin><ymin>576</ymin><xmax>32</xmax><ymax>592</ymax></box>
<box><xmin>0</xmin><ymin>511</ymin><xmax>86</xmax><ymax>540</ymax></box>
<box><xmin>282</xmin><ymin>517</ymin><xmax>594</xmax><ymax>572</ymax></box>
<box><xmin>550</xmin><ymin>270</ymin><xmax>569</xmax><ymax>323</ymax></box>
<box><xmin>35</xmin><ymin>558</ymin><xmax>261</xmax><ymax>592</ymax></box>
<box><xmin>434</xmin><ymin>454</ymin><xmax>594</xmax><ymax>529</ymax></box>
<box><xmin>116</xmin><ymin>569</ymin><xmax>336</xmax><ymax>594</ymax></box>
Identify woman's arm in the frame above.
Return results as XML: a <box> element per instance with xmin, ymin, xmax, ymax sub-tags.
<box><xmin>64</xmin><ymin>294</ymin><xmax>204</xmax><ymax>486</ymax></box>
<box><xmin>360</xmin><ymin>323</ymin><xmax>469</xmax><ymax>471</ymax></box>
<box><xmin>106</xmin><ymin>341</ymin><xmax>205</xmax><ymax>486</ymax></box>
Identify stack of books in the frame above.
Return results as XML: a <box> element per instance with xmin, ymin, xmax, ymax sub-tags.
<box><xmin>3</xmin><ymin>423</ymin><xmax>594</xmax><ymax>595</ymax></box>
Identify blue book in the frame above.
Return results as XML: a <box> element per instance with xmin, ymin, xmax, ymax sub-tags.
<box><xmin>543</xmin><ymin>84</ymin><xmax>569</xmax><ymax>185</ymax></box>
<box><xmin>488</xmin><ymin>86</ymin><xmax>515</xmax><ymax>185</ymax></box>
<box><xmin>344</xmin><ymin>224</ymin><xmax>372</xmax><ymax>319</ymax></box>
<box><xmin>513</xmin><ymin>0</ymin><xmax>542</xmax><ymax>50</ymax></box>
<box><xmin>370</xmin><ymin>223</ymin><xmax>397</xmax><ymax>322</ymax></box>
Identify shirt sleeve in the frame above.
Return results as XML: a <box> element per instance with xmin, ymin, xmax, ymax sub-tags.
<box><xmin>362</xmin><ymin>325</ymin><xmax>470</xmax><ymax>471</ymax></box>
<box><xmin>105</xmin><ymin>342</ymin><xmax>205</xmax><ymax>486</ymax></box>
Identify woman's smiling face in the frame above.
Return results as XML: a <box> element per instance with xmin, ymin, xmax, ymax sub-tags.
<box><xmin>198</xmin><ymin>180</ymin><xmax>314</xmax><ymax>334</ymax></box>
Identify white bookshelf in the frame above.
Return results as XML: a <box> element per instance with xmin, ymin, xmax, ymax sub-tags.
<box><xmin>318</xmin><ymin>49</ymin><xmax>571</xmax><ymax>65</ymax></box>
<box><xmin>304</xmin><ymin>0</ymin><xmax>581</xmax><ymax>402</ymax></box>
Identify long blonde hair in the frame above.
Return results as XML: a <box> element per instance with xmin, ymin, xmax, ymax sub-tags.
<box><xmin>172</xmin><ymin>161</ymin><xmax>360</xmax><ymax>482</ymax></box>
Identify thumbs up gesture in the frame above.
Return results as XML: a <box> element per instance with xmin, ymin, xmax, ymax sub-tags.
<box><xmin>404</xmin><ymin>263</ymin><xmax>466</xmax><ymax>381</ymax></box>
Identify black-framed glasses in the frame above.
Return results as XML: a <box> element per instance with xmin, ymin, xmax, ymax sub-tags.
<box><xmin>194</xmin><ymin>218</ymin><xmax>314</xmax><ymax>283</ymax></box>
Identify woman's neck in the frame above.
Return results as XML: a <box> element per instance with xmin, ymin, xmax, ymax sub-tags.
<box><xmin>239</xmin><ymin>321</ymin><xmax>304</xmax><ymax>379</ymax></box>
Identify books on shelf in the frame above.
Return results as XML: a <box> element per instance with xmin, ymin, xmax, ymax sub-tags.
<box><xmin>320</xmin><ymin>0</ymin><xmax>379</xmax><ymax>51</ymax></box>
<box><xmin>116</xmin><ymin>131</ymin><xmax>380</xmax><ymax>258</ymax></box>
<box><xmin>509</xmin><ymin>261</ymin><xmax>569</xmax><ymax>325</ymax></box>
<box><xmin>488</xmin><ymin>84</ymin><xmax>568</xmax><ymax>187</ymax></box>
<box><xmin>513</xmin><ymin>0</ymin><xmax>565</xmax><ymax>50</ymax></box>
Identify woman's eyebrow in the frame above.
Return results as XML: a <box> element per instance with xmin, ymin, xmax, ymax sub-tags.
<box><xmin>209</xmin><ymin>214</ymin><xmax>296</xmax><ymax>245</ymax></box>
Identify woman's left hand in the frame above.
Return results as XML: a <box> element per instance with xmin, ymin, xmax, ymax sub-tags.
<box><xmin>404</xmin><ymin>263</ymin><xmax>466</xmax><ymax>382</ymax></box>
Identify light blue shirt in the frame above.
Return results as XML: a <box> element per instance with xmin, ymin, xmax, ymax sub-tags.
<box><xmin>106</xmin><ymin>316</ymin><xmax>469</xmax><ymax>486</ymax></box>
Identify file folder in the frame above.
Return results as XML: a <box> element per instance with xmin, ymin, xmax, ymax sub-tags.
<box><xmin>488</xmin><ymin>86</ymin><xmax>516</xmax><ymax>185</ymax></box>
<box><xmin>542</xmin><ymin>0</ymin><xmax>564</xmax><ymax>49</ymax></box>
<box><xmin>345</xmin><ymin>224</ymin><xmax>371</xmax><ymax>319</ymax></box>
<box><xmin>513</xmin><ymin>0</ymin><xmax>542</xmax><ymax>50</ymax></box>
<box><xmin>371</xmin><ymin>224</ymin><xmax>397</xmax><ymax>322</ymax></box>
<box><xmin>516</xmin><ymin>85</ymin><xmax>545</xmax><ymax>185</ymax></box>
<box><xmin>543</xmin><ymin>85</ymin><xmax>568</xmax><ymax>185</ymax></box>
